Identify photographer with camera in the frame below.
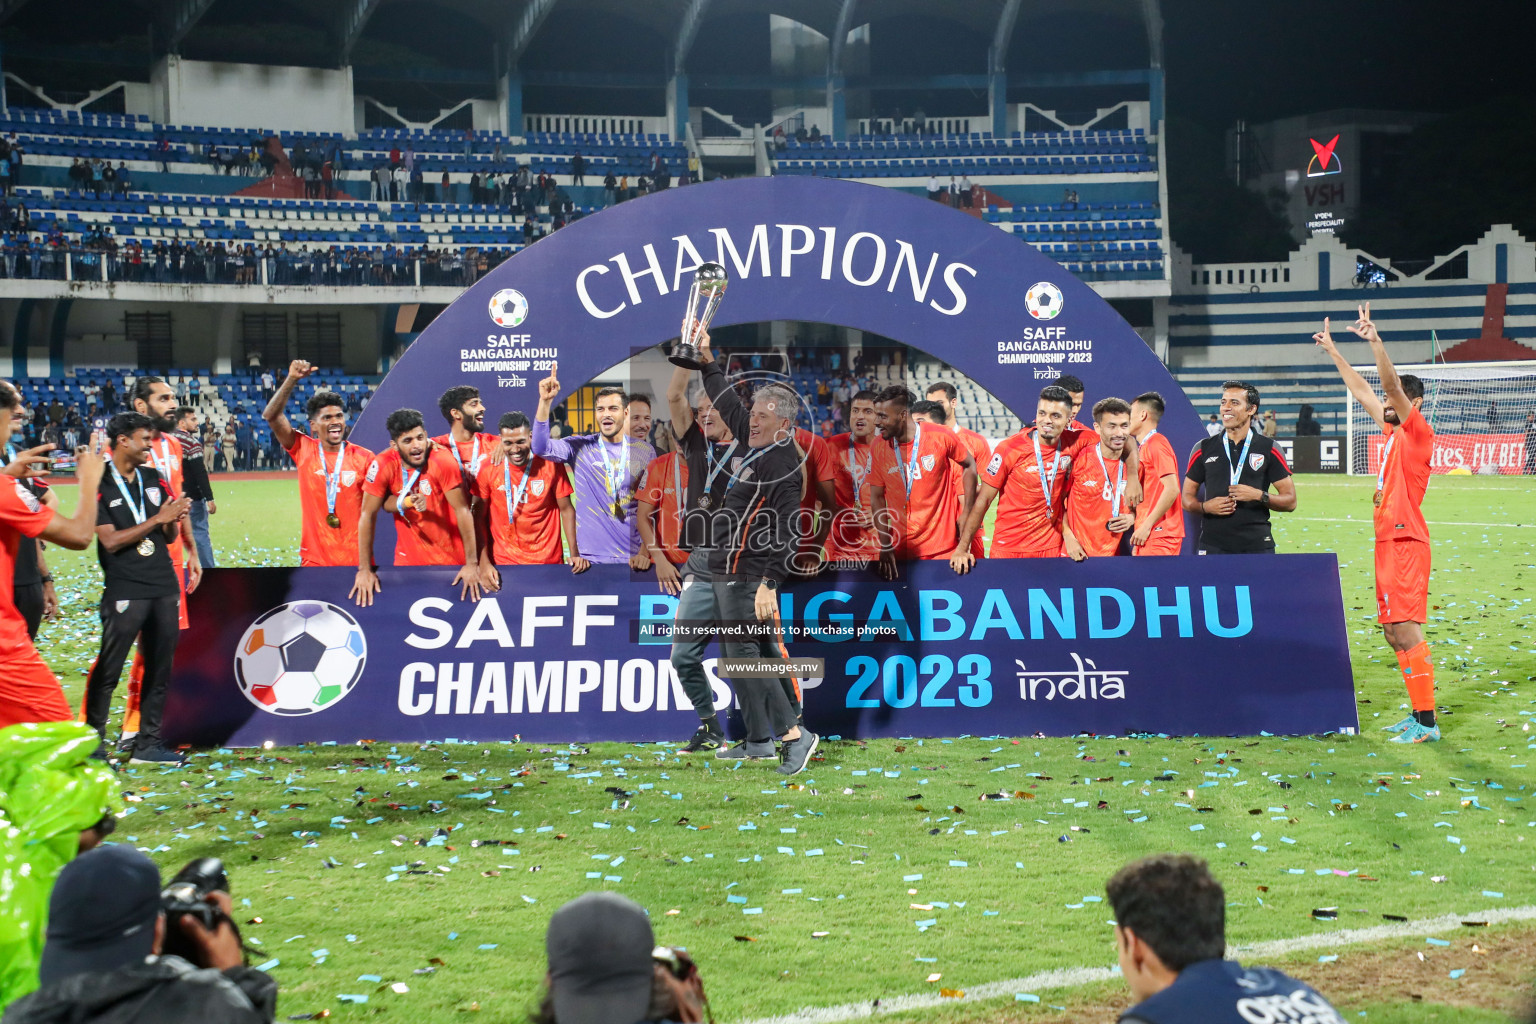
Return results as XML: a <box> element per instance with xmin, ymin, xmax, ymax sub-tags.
<box><xmin>3</xmin><ymin>848</ymin><xmax>275</xmax><ymax>1024</ymax></box>
<box><xmin>532</xmin><ymin>892</ymin><xmax>708</xmax><ymax>1024</ymax></box>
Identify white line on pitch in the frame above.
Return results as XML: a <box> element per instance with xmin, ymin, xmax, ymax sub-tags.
<box><xmin>735</xmin><ymin>905</ymin><xmax>1536</xmax><ymax>1024</ymax></box>
<box><xmin>1289</xmin><ymin>516</ymin><xmax>1532</xmax><ymax>529</ymax></box>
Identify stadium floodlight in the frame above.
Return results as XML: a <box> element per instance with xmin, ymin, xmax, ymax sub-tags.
<box><xmin>1345</xmin><ymin>359</ymin><xmax>1536</xmax><ymax>476</ymax></box>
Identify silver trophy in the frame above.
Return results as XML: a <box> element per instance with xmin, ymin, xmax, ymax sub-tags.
<box><xmin>670</xmin><ymin>262</ymin><xmax>729</xmax><ymax>370</ymax></box>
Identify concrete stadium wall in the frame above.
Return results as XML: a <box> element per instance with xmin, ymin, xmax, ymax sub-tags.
<box><xmin>146</xmin><ymin>58</ymin><xmax>356</xmax><ymax>135</ymax></box>
<box><xmin>1168</xmin><ymin>226</ymin><xmax>1536</xmax><ymax>371</ymax></box>
<box><xmin>1</xmin><ymin>298</ymin><xmax>386</xmax><ymax>377</ymax></box>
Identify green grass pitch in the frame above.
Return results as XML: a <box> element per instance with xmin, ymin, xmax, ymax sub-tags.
<box><xmin>28</xmin><ymin>473</ymin><xmax>1536</xmax><ymax>1022</ymax></box>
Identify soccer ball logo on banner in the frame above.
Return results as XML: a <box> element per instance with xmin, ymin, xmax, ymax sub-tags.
<box><xmin>1025</xmin><ymin>282</ymin><xmax>1064</xmax><ymax>320</ymax></box>
<box><xmin>488</xmin><ymin>288</ymin><xmax>529</xmax><ymax>328</ymax></box>
<box><xmin>235</xmin><ymin>602</ymin><xmax>367</xmax><ymax>716</ymax></box>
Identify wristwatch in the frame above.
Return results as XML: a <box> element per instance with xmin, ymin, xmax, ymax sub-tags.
<box><xmin>1260</xmin><ymin>492</ymin><xmax>1271</xmax><ymax>507</ymax></box>
<box><xmin>760</xmin><ymin>577</ymin><xmax>778</xmax><ymax>590</ymax></box>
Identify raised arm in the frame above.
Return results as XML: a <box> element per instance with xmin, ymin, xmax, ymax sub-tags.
<box><xmin>666</xmin><ymin>362</ymin><xmax>695</xmax><ymax>441</ymax></box>
<box><xmin>696</xmin><ymin>332</ymin><xmax>750</xmax><ymax>442</ymax></box>
<box><xmin>1316</xmin><ymin>313</ymin><xmax>1386</xmax><ymax>428</ymax></box>
<box><xmin>1348</xmin><ymin>302</ymin><xmax>1415</xmax><ymax>426</ymax></box>
<box><xmin>263</xmin><ymin>360</ymin><xmax>314</xmax><ymax>451</ymax></box>
<box><xmin>37</xmin><ymin>446</ymin><xmax>103</xmax><ymax>550</ymax></box>
<box><xmin>531</xmin><ymin>363</ymin><xmax>575</xmax><ymax>463</ymax></box>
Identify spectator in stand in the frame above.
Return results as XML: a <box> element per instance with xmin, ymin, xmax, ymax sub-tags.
<box><xmin>570</xmin><ymin>152</ymin><xmax>585</xmax><ymax>187</ymax></box>
<box><xmin>222</xmin><ymin>421</ymin><xmax>237</xmax><ymax>474</ymax></box>
<box><xmin>1487</xmin><ymin>399</ymin><xmax>1500</xmax><ymax>429</ymax></box>
<box><xmin>441</xmin><ymin>169</ymin><xmax>452</xmax><ymax>204</ymax></box>
<box><xmin>1294</xmin><ymin>404</ymin><xmax>1322</xmax><ymax>436</ymax></box>
<box><xmin>1261</xmin><ymin>409</ymin><xmax>1277</xmax><ymax>437</ymax></box>
<box><xmin>1205</xmin><ymin>413</ymin><xmax>1221</xmax><ymax>437</ymax></box>
<box><xmin>947</xmin><ymin>175</ymin><xmax>960</xmax><ymax>208</ymax></box>
<box><xmin>832</xmin><ymin>379</ymin><xmax>849</xmax><ymax>421</ymax></box>
<box><xmin>960</xmin><ymin>173</ymin><xmax>973</xmax><ymax>208</ymax></box>
<box><xmin>389</xmin><ymin>145</ymin><xmax>401</xmax><ymax>171</ymax></box>
<box><xmin>808</xmin><ymin>124</ymin><xmax>822</xmax><ymax>141</ymax></box>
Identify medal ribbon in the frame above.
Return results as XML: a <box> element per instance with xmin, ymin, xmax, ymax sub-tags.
<box><xmin>110</xmin><ymin>462</ymin><xmax>149</xmax><ymax>525</ymax></box>
<box><xmin>1031</xmin><ymin>430</ymin><xmax>1064</xmax><ymax>519</ymax></box>
<box><xmin>401</xmin><ymin>465</ymin><xmax>424</xmax><ymax>510</ymax></box>
<box><xmin>451</xmin><ymin>433</ymin><xmax>481</xmax><ymax>474</ymax></box>
<box><xmin>703</xmin><ymin>439</ymin><xmax>738</xmax><ymax>494</ymax></box>
<box><xmin>1095</xmin><ymin>446</ymin><xmax>1126</xmax><ymax>517</ymax></box>
<box><xmin>598</xmin><ymin>434</ymin><xmax>630</xmax><ymax>504</ymax></box>
<box><xmin>847</xmin><ymin>440</ymin><xmax>870</xmax><ymax>508</ymax></box>
<box><xmin>320</xmin><ymin>441</ymin><xmax>346</xmax><ymax>518</ymax></box>
<box><xmin>732</xmin><ymin>438</ymin><xmax>779</xmax><ymax>483</ymax></box>
<box><xmin>1376</xmin><ymin>432</ymin><xmax>1395</xmax><ymax>494</ymax></box>
<box><xmin>150</xmin><ymin>437</ymin><xmax>176</xmax><ymax>493</ymax></box>
<box><xmin>1226</xmin><ymin>431</ymin><xmax>1254</xmax><ymax>489</ymax></box>
<box><xmin>503</xmin><ymin>460</ymin><xmax>533</xmax><ymax>523</ymax></box>
<box><xmin>672</xmin><ymin>453</ymin><xmax>685</xmax><ymax>533</ymax></box>
<box><xmin>898</xmin><ymin>423</ymin><xmax>923</xmax><ymax>500</ymax></box>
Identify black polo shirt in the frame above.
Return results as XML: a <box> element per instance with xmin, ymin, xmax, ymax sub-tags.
<box><xmin>97</xmin><ymin>466</ymin><xmax>179</xmax><ymax>601</ymax></box>
<box><xmin>675</xmin><ymin>421</ymin><xmax>741</xmax><ymax>553</ymax></box>
<box><xmin>1185</xmin><ymin>429</ymin><xmax>1291</xmax><ymax>553</ymax></box>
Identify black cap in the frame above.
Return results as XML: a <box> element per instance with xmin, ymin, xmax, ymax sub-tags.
<box><xmin>39</xmin><ymin>845</ymin><xmax>161</xmax><ymax>986</ymax></box>
<box><xmin>546</xmin><ymin>892</ymin><xmax>655</xmax><ymax>1024</ymax></box>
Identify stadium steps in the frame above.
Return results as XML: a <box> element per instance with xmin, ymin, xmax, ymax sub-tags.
<box><xmin>1440</xmin><ymin>284</ymin><xmax>1536</xmax><ymax>361</ymax></box>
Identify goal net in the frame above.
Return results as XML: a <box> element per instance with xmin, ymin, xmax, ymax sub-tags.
<box><xmin>1345</xmin><ymin>360</ymin><xmax>1536</xmax><ymax>475</ymax></box>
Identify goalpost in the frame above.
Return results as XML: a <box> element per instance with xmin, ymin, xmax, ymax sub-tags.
<box><xmin>1345</xmin><ymin>359</ymin><xmax>1536</xmax><ymax>476</ymax></box>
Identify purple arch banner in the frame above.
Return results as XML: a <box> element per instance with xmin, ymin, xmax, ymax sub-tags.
<box><xmin>355</xmin><ymin>176</ymin><xmax>1199</xmax><ymax>463</ymax></box>
<box><xmin>166</xmin><ymin>178</ymin><xmax>1359</xmax><ymax>745</ymax></box>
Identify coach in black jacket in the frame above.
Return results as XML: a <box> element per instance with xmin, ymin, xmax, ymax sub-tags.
<box><xmin>697</xmin><ymin>333</ymin><xmax>820</xmax><ymax>776</ymax></box>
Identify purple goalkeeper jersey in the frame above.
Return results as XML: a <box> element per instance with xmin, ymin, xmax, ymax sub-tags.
<box><xmin>532</xmin><ymin>420</ymin><xmax>653</xmax><ymax>563</ymax></box>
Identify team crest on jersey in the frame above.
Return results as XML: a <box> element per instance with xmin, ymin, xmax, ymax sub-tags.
<box><xmin>146</xmin><ymin>487</ymin><xmax>162</xmax><ymax>506</ymax></box>
<box><xmin>985</xmin><ymin>453</ymin><xmax>1003</xmax><ymax>475</ymax></box>
<box><xmin>531</xmin><ymin>479</ymin><xmax>545</xmax><ymax>496</ymax></box>
<box><xmin>420</xmin><ymin>479</ymin><xmax>433</xmax><ymax>496</ymax></box>
<box><xmin>12</xmin><ymin>479</ymin><xmax>39</xmax><ymax>512</ymax></box>
<box><xmin>920</xmin><ymin>454</ymin><xmax>936</xmax><ymax>472</ymax></box>
<box><xmin>366</xmin><ymin>460</ymin><xmax>379</xmax><ymax>483</ymax></box>
<box><xmin>1249</xmin><ymin>453</ymin><xmax>1266</xmax><ymax>471</ymax></box>
<box><xmin>731</xmin><ymin>457</ymin><xmax>743</xmax><ymax>473</ymax></box>
<box><xmin>341</xmin><ymin>470</ymin><xmax>357</xmax><ymax>486</ymax></box>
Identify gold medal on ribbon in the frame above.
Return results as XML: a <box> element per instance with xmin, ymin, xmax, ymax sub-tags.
<box><xmin>136</xmin><ymin>537</ymin><xmax>155</xmax><ymax>557</ymax></box>
<box><xmin>326</xmin><ymin>513</ymin><xmax>341</xmax><ymax>528</ymax></box>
